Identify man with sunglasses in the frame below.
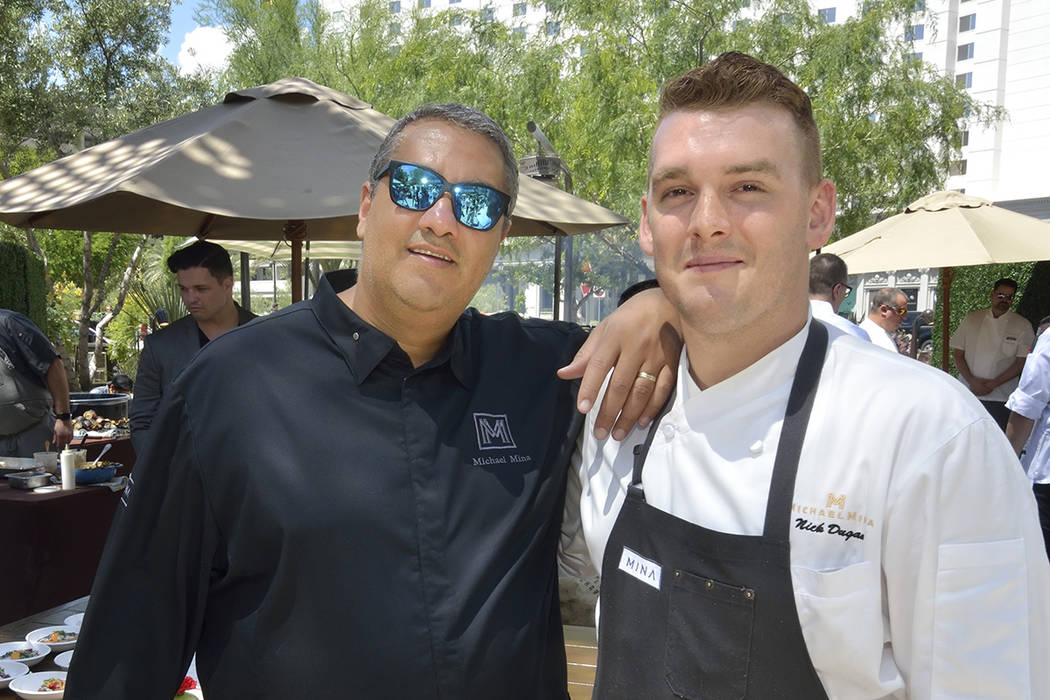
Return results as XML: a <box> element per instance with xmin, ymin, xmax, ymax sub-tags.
<box><xmin>859</xmin><ymin>286</ymin><xmax>907</xmax><ymax>353</ymax></box>
<box><xmin>951</xmin><ymin>277</ymin><xmax>1035</xmax><ymax>429</ymax></box>
<box><xmin>67</xmin><ymin>103</ymin><xmax>677</xmax><ymax>700</ymax></box>
<box><xmin>808</xmin><ymin>253</ymin><xmax>870</xmax><ymax>341</ymax></box>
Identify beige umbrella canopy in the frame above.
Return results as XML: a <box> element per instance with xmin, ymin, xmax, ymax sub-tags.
<box><xmin>0</xmin><ymin>77</ymin><xmax>627</xmax><ymax>299</ymax></box>
<box><xmin>214</xmin><ymin>238</ymin><xmax>361</xmax><ymax>262</ymax></box>
<box><xmin>823</xmin><ymin>190</ymin><xmax>1050</xmax><ymax>366</ymax></box>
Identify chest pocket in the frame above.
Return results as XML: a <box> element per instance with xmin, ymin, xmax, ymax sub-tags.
<box><xmin>1000</xmin><ymin>337</ymin><xmax>1019</xmax><ymax>357</ymax></box>
<box><xmin>664</xmin><ymin>568</ymin><xmax>755</xmax><ymax>700</ymax></box>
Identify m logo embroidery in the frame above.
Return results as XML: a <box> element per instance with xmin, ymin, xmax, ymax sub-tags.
<box><xmin>826</xmin><ymin>493</ymin><xmax>846</xmax><ymax>509</ymax></box>
<box><xmin>474</xmin><ymin>413</ymin><xmax>517</xmax><ymax>450</ymax></box>
<box><xmin>618</xmin><ymin>547</ymin><xmax>662</xmax><ymax>590</ymax></box>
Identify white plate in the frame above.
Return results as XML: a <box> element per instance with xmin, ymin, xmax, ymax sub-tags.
<box><xmin>0</xmin><ymin>642</ymin><xmax>49</xmax><ymax>668</ymax></box>
<box><xmin>62</xmin><ymin>613</ymin><xmax>83</xmax><ymax>630</ymax></box>
<box><xmin>0</xmin><ymin>660</ymin><xmax>30</xmax><ymax>690</ymax></box>
<box><xmin>7</xmin><ymin>670</ymin><xmax>66</xmax><ymax>698</ymax></box>
<box><xmin>25</xmin><ymin>626</ymin><xmax>78</xmax><ymax>653</ymax></box>
<box><xmin>52</xmin><ymin>651</ymin><xmax>72</xmax><ymax>670</ymax></box>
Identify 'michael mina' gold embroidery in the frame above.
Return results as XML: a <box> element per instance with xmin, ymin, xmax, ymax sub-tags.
<box><xmin>790</xmin><ymin>494</ymin><xmax>876</xmax><ymax>543</ymax></box>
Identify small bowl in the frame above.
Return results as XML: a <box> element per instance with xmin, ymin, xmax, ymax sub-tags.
<box><xmin>0</xmin><ymin>642</ymin><xmax>50</xmax><ymax>668</ymax></box>
<box><xmin>62</xmin><ymin>613</ymin><xmax>83</xmax><ymax>630</ymax></box>
<box><xmin>0</xmin><ymin>660</ymin><xmax>30</xmax><ymax>690</ymax></box>
<box><xmin>74</xmin><ymin>462</ymin><xmax>118</xmax><ymax>485</ymax></box>
<box><xmin>52</xmin><ymin>651</ymin><xmax>72</xmax><ymax>670</ymax></box>
<box><xmin>7</xmin><ymin>670</ymin><xmax>67</xmax><ymax>698</ymax></box>
<box><xmin>5</xmin><ymin>471</ymin><xmax>54</xmax><ymax>490</ymax></box>
<box><xmin>25</xmin><ymin>626</ymin><xmax>78</xmax><ymax>653</ymax></box>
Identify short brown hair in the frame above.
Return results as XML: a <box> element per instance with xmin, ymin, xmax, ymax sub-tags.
<box><xmin>655</xmin><ymin>52</ymin><xmax>822</xmax><ymax>184</ymax></box>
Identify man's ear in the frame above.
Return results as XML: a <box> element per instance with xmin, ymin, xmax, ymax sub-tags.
<box><xmin>639</xmin><ymin>195</ymin><xmax>655</xmax><ymax>256</ymax></box>
<box><xmin>806</xmin><ymin>179</ymin><xmax>837</xmax><ymax>249</ymax></box>
<box><xmin>357</xmin><ymin>182</ymin><xmax>372</xmax><ymax>241</ymax></box>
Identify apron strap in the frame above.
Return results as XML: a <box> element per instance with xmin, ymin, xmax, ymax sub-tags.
<box><xmin>631</xmin><ymin>386</ymin><xmax>676</xmax><ymax>487</ymax></box>
<box><xmin>762</xmin><ymin>320</ymin><xmax>828</xmax><ymax>538</ymax></box>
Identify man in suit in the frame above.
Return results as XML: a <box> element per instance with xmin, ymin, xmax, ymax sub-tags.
<box><xmin>129</xmin><ymin>241</ymin><xmax>255</xmax><ymax>454</ymax></box>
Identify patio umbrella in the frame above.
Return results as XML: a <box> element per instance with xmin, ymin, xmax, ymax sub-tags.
<box><xmin>823</xmin><ymin>190</ymin><xmax>1050</xmax><ymax>366</ymax></box>
<box><xmin>0</xmin><ymin>78</ymin><xmax>628</xmax><ymax>300</ymax></box>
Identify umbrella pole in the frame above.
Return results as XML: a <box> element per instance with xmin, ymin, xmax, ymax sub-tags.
<box><xmin>285</xmin><ymin>220</ymin><xmax>307</xmax><ymax>303</ymax></box>
<box><xmin>940</xmin><ymin>266</ymin><xmax>954</xmax><ymax>370</ymax></box>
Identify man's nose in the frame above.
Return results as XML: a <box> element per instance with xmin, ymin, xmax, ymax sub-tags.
<box><xmin>417</xmin><ymin>193</ymin><xmax>458</xmax><ymax>237</ymax></box>
<box><xmin>688</xmin><ymin>191</ymin><xmax>730</xmax><ymax>239</ymax></box>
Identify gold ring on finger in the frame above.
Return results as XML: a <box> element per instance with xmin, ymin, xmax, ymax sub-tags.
<box><xmin>636</xmin><ymin>371</ymin><xmax>658</xmax><ymax>383</ymax></box>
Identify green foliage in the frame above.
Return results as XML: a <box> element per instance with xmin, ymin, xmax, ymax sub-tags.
<box><xmin>0</xmin><ymin>240</ymin><xmax>47</xmax><ymax>328</ymax></box>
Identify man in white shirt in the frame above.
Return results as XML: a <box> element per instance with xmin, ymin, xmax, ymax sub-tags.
<box><xmin>567</xmin><ymin>51</ymin><xmax>1050</xmax><ymax>699</ymax></box>
<box><xmin>808</xmin><ymin>253</ymin><xmax>869</xmax><ymax>341</ymax></box>
<box><xmin>951</xmin><ymin>278</ymin><xmax>1034</xmax><ymax>430</ymax></box>
<box><xmin>1006</xmin><ymin>322</ymin><xmax>1050</xmax><ymax>561</ymax></box>
<box><xmin>858</xmin><ymin>287</ymin><xmax>906</xmax><ymax>353</ymax></box>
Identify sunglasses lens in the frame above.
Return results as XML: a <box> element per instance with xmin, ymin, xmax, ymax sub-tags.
<box><xmin>452</xmin><ymin>184</ymin><xmax>505</xmax><ymax>231</ymax></box>
<box><xmin>389</xmin><ymin>163</ymin><xmax>443</xmax><ymax>211</ymax></box>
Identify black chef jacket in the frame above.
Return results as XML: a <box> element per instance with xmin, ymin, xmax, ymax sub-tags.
<box><xmin>67</xmin><ymin>275</ymin><xmax>586</xmax><ymax>700</ymax></box>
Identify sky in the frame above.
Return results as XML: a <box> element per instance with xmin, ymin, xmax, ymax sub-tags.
<box><xmin>163</xmin><ymin>0</ymin><xmax>233</xmax><ymax>75</ymax></box>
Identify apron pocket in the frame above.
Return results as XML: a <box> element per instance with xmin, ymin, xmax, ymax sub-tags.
<box><xmin>664</xmin><ymin>568</ymin><xmax>754</xmax><ymax>700</ymax></box>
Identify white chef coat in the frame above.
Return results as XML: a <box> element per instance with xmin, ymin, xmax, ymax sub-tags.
<box><xmin>950</xmin><ymin>309</ymin><xmax>1034</xmax><ymax>402</ymax></box>
<box><xmin>1007</xmin><ymin>330</ymin><xmax>1050</xmax><ymax>483</ymax></box>
<box><xmin>810</xmin><ymin>299</ymin><xmax>871</xmax><ymax>341</ymax></box>
<box><xmin>566</xmin><ymin>320</ymin><xmax>1050</xmax><ymax>700</ymax></box>
<box><xmin>859</xmin><ymin>317</ymin><xmax>898</xmax><ymax>353</ymax></box>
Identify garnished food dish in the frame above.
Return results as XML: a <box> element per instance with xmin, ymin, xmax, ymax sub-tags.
<box><xmin>77</xmin><ymin>460</ymin><xmax>119</xmax><ymax>470</ymax></box>
<box><xmin>0</xmin><ymin>649</ymin><xmax>38</xmax><ymax>661</ymax></box>
<box><xmin>39</xmin><ymin>630</ymin><xmax>77</xmax><ymax>644</ymax></box>
<box><xmin>38</xmin><ymin>678</ymin><xmax>65</xmax><ymax>691</ymax></box>
<box><xmin>0</xmin><ymin>666</ymin><xmax>9</xmax><ymax>679</ymax></box>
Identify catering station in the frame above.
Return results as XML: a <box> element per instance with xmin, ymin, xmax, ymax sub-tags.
<box><xmin>0</xmin><ymin>392</ymin><xmax>136</xmax><ymax>626</ymax></box>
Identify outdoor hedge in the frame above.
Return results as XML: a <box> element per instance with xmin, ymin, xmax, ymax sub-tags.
<box><xmin>0</xmin><ymin>240</ymin><xmax>47</xmax><ymax>329</ymax></box>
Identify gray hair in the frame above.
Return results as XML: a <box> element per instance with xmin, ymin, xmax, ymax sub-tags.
<box><xmin>869</xmin><ymin>287</ymin><xmax>905</xmax><ymax>311</ymax></box>
<box><xmin>368</xmin><ymin>103</ymin><xmax>518</xmax><ymax>216</ymax></box>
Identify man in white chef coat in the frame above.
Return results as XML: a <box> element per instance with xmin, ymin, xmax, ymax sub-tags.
<box><xmin>951</xmin><ymin>277</ymin><xmax>1034</xmax><ymax>430</ymax></box>
<box><xmin>567</xmin><ymin>51</ymin><xmax>1050</xmax><ymax>699</ymax></box>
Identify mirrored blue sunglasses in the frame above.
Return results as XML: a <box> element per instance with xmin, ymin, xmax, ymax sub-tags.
<box><xmin>377</xmin><ymin>160</ymin><xmax>510</xmax><ymax>232</ymax></box>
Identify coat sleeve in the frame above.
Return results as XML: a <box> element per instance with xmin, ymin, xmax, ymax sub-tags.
<box><xmin>883</xmin><ymin>417</ymin><xmax>1050</xmax><ymax>699</ymax></box>
<box><xmin>129</xmin><ymin>336</ymin><xmax>162</xmax><ymax>455</ymax></box>
<box><xmin>65</xmin><ymin>387</ymin><xmax>220</xmax><ymax>700</ymax></box>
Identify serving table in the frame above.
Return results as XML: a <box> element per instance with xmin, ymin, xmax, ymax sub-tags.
<box><xmin>0</xmin><ymin>437</ymin><xmax>134</xmax><ymax>626</ymax></box>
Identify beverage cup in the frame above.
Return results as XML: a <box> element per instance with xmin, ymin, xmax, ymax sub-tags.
<box><xmin>72</xmin><ymin>449</ymin><xmax>88</xmax><ymax>466</ymax></box>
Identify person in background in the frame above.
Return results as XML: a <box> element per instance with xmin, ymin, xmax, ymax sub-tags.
<box><xmin>89</xmin><ymin>372</ymin><xmax>133</xmax><ymax>395</ymax></box>
<box><xmin>808</xmin><ymin>253</ymin><xmax>870</xmax><ymax>341</ymax></box>
<box><xmin>67</xmin><ymin>103</ymin><xmax>678</xmax><ymax>700</ymax></box>
<box><xmin>858</xmin><ymin>286</ymin><xmax>907</xmax><ymax>352</ymax></box>
<box><xmin>1006</xmin><ymin>324</ymin><xmax>1050</xmax><ymax>561</ymax></box>
<box><xmin>0</xmin><ymin>309</ymin><xmax>73</xmax><ymax>456</ymax></box>
<box><xmin>128</xmin><ymin>240</ymin><xmax>255</xmax><ymax>454</ymax></box>
<box><xmin>569</xmin><ymin>51</ymin><xmax>1050</xmax><ymax>699</ymax></box>
<box><xmin>950</xmin><ymin>277</ymin><xmax>1034</xmax><ymax>430</ymax></box>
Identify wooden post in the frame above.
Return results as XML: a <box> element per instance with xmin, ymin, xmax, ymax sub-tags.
<box><xmin>940</xmin><ymin>266</ymin><xmax>955</xmax><ymax>370</ymax></box>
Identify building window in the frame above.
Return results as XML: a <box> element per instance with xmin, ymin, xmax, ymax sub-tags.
<box><xmin>513</xmin><ymin>24</ymin><xmax>525</xmax><ymax>35</ymax></box>
<box><xmin>390</xmin><ymin>21</ymin><xmax>400</xmax><ymax>32</ymax></box>
<box><xmin>739</xmin><ymin>0</ymin><xmax>750</xmax><ymax>6</ymax></box>
<box><xmin>959</xmin><ymin>13</ymin><xmax>975</xmax><ymax>31</ymax></box>
<box><xmin>389</xmin><ymin>0</ymin><xmax>400</xmax><ymax>12</ymax></box>
<box><xmin>956</xmin><ymin>72</ymin><xmax>972</xmax><ymax>88</ymax></box>
<box><xmin>482</xmin><ymin>7</ymin><xmax>494</xmax><ymax>20</ymax></box>
<box><xmin>957</xmin><ymin>42</ymin><xmax>974</xmax><ymax>60</ymax></box>
<box><xmin>513</xmin><ymin>2</ymin><xmax>526</xmax><ymax>16</ymax></box>
<box><xmin>818</xmin><ymin>7</ymin><xmax>836</xmax><ymax>23</ymax></box>
<box><xmin>905</xmin><ymin>24</ymin><xmax>924</xmax><ymax>40</ymax></box>
<box><xmin>961</xmin><ymin>129</ymin><xmax>969</xmax><ymax>147</ymax></box>
<box><xmin>908</xmin><ymin>51</ymin><xmax>923</xmax><ymax>62</ymax></box>
<box><xmin>451</xmin><ymin>13</ymin><xmax>463</xmax><ymax>24</ymax></box>
<box><xmin>449</xmin><ymin>0</ymin><xmax>460</xmax><ymax>4</ymax></box>
<box><xmin>419</xmin><ymin>0</ymin><xmax>430</xmax><ymax>7</ymax></box>
<box><xmin>949</xmin><ymin>159</ymin><xmax>967</xmax><ymax>176</ymax></box>
<box><xmin>913</xmin><ymin>0</ymin><xmax>925</xmax><ymax>10</ymax></box>
<box><xmin>546</xmin><ymin>20</ymin><xmax>560</xmax><ymax>35</ymax></box>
